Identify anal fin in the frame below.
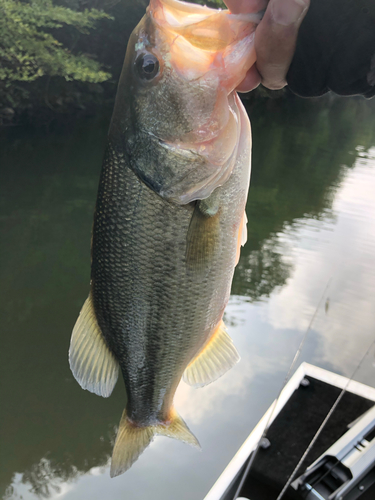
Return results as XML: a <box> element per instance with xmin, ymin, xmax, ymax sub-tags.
<box><xmin>69</xmin><ymin>294</ymin><xmax>119</xmax><ymax>398</ymax></box>
<box><xmin>183</xmin><ymin>320</ymin><xmax>240</xmax><ymax>388</ymax></box>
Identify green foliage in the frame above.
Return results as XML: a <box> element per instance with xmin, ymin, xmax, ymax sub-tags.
<box><xmin>193</xmin><ymin>0</ymin><xmax>226</xmax><ymax>8</ymax></box>
<box><xmin>0</xmin><ymin>0</ymin><xmax>112</xmax><ymax>84</ymax></box>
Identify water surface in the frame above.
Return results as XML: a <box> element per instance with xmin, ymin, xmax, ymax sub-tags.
<box><xmin>1</xmin><ymin>94</ymin><xmax>375</xmax><ymax>500</ymax></box>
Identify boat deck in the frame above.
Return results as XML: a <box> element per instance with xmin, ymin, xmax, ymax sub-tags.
<box><xmin>238</xmin><ymin>376</ymin><xmax>374</xmax><ymax>499</ymax></box>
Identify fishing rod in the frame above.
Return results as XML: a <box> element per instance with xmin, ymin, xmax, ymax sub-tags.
<box><xmin>232</xmin><ymin>278</ymin><xmax>332</xmax><ymax>500</ymax></box>
<box><xmin>276</xmin><ymin>335</ymin><xmax>375</xmax><ymax>500</ymax></box>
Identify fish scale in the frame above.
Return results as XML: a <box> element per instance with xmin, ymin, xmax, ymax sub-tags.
<box><xmin>91</xmin><ymin>142</ymin><xmax>242</xmax><ymax>423</ymax></box>
<box><xmin>69</xmin><ymin>0</ymin><xmax>257</xmax><ymax>476</ymax></box>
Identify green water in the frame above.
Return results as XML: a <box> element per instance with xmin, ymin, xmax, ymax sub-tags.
<box><xmin>1</xmin><ymin>94</ymin><xmax>375</xmax><ymax>500</ymax></box>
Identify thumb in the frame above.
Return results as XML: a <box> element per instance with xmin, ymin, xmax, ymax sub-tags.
<box><xmin>255</xmin><ymin>0</ymin><xmax>310</xmax><ymax>90</ymax></box>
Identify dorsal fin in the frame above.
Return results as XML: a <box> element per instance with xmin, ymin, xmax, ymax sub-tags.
<box><xmin>69</xmin><ymin>294</ymin><xmax>119</xmax><ymax>398</ymax></box>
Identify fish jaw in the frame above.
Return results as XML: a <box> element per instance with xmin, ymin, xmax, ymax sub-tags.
<box><xmin>148</xmin><ymin>0</ymin><xmax>260</xmax><ymax>93</ymax></box>
<box><xmin>158</xmin><ymin>92</ymin><xmax>243</xmax><ymax>203</ymax></box>
<box><xmin>109</xmin><ymin>1</ymin><xmax>259</xmax><ymax>206</ymax></box>
<box><xmin>145</xmin><ymin>0</ymin><xmax>259</xmax><ymax>187</ymax></box>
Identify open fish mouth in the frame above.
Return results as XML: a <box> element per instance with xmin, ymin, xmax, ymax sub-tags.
<box><xmin>121</xmin><ymin>0</ymin><xmax>260</xmax><ymax>205</ymax></box>
<box><xmin>148</xmin><ymin>0</ymin><xmax>261</xmax><ymax>90</ymax></box>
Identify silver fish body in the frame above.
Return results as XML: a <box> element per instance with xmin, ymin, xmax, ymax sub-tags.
<box><xmin>69</xmin><ymin>0</ymin><xmax>257</xmax><ymax>476</ymax></box>
<box><xmin>92</xmin><ymin>96</ymin><xmax>250</xmax><ymax>425</ymax></box>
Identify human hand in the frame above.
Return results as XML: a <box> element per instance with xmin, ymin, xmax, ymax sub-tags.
<box><xmin>224</xmin><ymin>0</ymin><xmax>310</xmax><ymax>91</ymax></box>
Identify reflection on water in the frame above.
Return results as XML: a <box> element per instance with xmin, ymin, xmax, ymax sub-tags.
<box><xmin>1</xmin><ymin>94</ymin><xmax>375</xmax><ymax>500</ymax></box>
<box><xmin>234</xmin><ymin>95</ymin><xmax>375</xmax><ymax>299</ymax></box>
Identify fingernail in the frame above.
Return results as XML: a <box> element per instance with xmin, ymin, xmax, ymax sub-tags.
<box><xmin>271</xmin><ymin>0</ymin><xmax>309</xmax><ymax>26</ymax></box>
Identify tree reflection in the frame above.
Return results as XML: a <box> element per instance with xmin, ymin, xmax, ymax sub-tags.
<box><xmin>232</xmin><ymin>93</ymin><xmax>375</xmax><ymax>299</ymax></box>
<box><xmin>0</xmin><ymin>115</ymin><xmax>117</xmax><ymax>499</ymax></box>
<box><xmin>4</xmin><ymin>458</ymin><xmax>79</xmax><ymax>499</ymax></box>
<box><xmin>234</xmin><ymin>237</ymin><xmax>292</xmax><ymax>300</ymax></box>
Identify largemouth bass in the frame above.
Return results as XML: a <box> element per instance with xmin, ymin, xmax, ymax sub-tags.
<box><xmin>69</xmin><ymin>0</ymin><xmax>260</xmax><ymax>477</ymax></box>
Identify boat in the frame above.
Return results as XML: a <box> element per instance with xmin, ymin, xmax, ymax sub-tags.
<box><xmin>204</xmin><ymin>362</ymin><xmax>375</xmax><ymax>500</ymax></box>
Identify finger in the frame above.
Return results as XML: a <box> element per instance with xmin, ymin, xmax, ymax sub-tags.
<box><xmin>224</xmin><ymin>0</ymin><xmax>268</xmax><ymax>15</ymax></box>
<box><xmin>255</xmin><ymin>0</ymin><xmax>310</xmax><ymax>90</ymax></box>
<box><xmin>236</xmin><ymin>66</ymin><xmax>262</xmax><ymax>93</ymax></box>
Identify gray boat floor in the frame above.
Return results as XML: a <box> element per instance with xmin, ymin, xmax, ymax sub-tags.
<box><xmin>238</xmin><ymin>376</ymin><xmax>374</xmax><ymax>500</ymax></box>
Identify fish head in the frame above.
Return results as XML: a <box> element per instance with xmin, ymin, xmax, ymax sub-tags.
<box><xmin>110</xmin><ymin>0</ymin><xmax>260</xmax><ymax>203</ymax></box>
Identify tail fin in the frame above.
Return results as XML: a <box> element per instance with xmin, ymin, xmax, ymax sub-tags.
<box><xmin>110</xmin><ymin>408</ymin><xmax>200</xmax><ymax>477</ymax></box>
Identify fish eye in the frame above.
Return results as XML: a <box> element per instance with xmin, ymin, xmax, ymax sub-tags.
<box><xmin>135</xmin><ymin>53</ymin><xmax>160</xmax><ymax>81</ymax></box>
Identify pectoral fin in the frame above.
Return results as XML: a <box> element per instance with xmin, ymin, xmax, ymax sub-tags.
<box><xmin>186</xmin><ymin>196</ymin><xmax>221</xmax><ymax>275</ymax></box>
<box><xmin>69</xmin><ymin>294</ymin><xmax>119</xmax><ymax>398</ymax></box>
<box><xmin>183</xmin><ymin>320</ymin><xmax>240</xmax><ymax>388</ymax></box>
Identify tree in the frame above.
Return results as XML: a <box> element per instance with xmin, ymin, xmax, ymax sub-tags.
<box><xmin>0</xmin><ymin>0</ymin><xmax>112</xmax><ymax>85</ymax></box>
